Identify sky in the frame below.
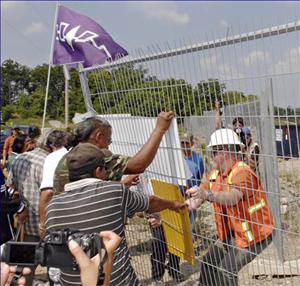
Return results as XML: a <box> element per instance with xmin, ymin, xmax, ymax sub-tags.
<box><xmin>1</xmin><ymin>1</ymin><xmax>300</xmax><ymax>107</ymax></box>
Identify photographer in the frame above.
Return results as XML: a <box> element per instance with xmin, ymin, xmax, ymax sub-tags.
<box><xmin>1</xmin><ymin>230</ymin><xmax>120</xmax><ymax>286</ymax></box>
<box><xmin>68</xmin><ymin>231</ymin><xmax>121</xmax><ymax>286</ymax></box>
<box><xmin>45</xmin><ymin>143</ymin><xmax>186</xmax><ymax>286</ymax></box>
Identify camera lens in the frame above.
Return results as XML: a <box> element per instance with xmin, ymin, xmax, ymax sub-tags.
<box><xmin>52</xmin><ymin>234</ymin><xmax>60</xmax><ymax>242</ymax></box>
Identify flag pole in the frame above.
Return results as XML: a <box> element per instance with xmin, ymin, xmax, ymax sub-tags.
<box><xmin>63</xmin><ymin>64</ymin><xmax>70</xmax><ymax>129</ymax></box>
<box><xmin>41</xmin><ymin>1</ymin><xmax>60</xmax><ymax>132</ymax></box>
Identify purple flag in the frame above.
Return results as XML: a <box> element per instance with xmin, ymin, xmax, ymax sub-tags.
<box><xmin>53</xmin><ymin>5</ymin><xmax>128</xmax><ymax>67</ymax></box>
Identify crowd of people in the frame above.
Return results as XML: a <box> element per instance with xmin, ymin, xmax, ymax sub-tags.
<box><xmin>0</xmin><ymin>106</ymin><xmax>274</xmax><ymax>286</ymax></box>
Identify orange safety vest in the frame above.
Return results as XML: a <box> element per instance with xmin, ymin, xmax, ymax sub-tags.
<box><xmin>209</xmin><ymin>161</ymin><xmax>274</xmax><ymax>248</ymax></box>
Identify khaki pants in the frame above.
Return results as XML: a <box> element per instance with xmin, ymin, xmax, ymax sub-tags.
<box><xmin>198</xmin><ymin>232</ymin><xmax>273</xmax><ymax>286</ymax></box>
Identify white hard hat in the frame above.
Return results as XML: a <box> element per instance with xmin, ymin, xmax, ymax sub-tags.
<box><xmin>207</xmin><ymin>128</ymin><xmax>244</xmax><ymax>149</ymax></box>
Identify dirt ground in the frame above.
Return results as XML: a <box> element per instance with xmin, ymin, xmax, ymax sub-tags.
<box><xmin>126</xmin><ymin>225</ymin><xmax>300</xmax><ymax>286</ymax></box>
<box><xmin>33</xmin><ymin>158</ymin><xmax>300</xmax><ymax>286</ymax></box>
<box><xmin>126</xmin><ymin>158</ymin><xmax>300</xmax><ymax>286</ymax></box>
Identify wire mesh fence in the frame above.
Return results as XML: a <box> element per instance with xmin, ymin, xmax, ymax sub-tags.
<box><xmin>79</xmin><ymin>21</ymin><xmax>300</xmax><ymax>285</ymax></box>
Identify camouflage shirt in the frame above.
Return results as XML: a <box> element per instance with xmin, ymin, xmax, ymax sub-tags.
<box><xmin>53</xmin><ymin>149</ymin><xmax>129</xmax><ymax>195</ymax></box>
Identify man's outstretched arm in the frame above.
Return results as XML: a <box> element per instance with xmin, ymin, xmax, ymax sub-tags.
<box><xmin>147</xmin><ymin>195</ymin><xmax>187</xmax><ymax>213</ymax></box>
<box><xmin>125</xmin><ymin>111</ymin><xmax>174</xmax><ymax>174</ymax></box>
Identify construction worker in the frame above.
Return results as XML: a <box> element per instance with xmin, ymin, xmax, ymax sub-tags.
<box><xmin>186</xmin><ymin>128</ymin><xmax>274</xmax><ymax>286</ymax></box>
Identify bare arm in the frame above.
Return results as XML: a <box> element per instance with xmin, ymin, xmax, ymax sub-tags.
<box><xmin>39</xmin><ymin>189</ymin><xmax>53</xmax><ymax>238</ymax></box>
<box><xmin>215</xmin><ymin>100</ymin><xmax>222</xmax><ymax>130</ymax></box>
<box><xmin>68</xmin><ymin>231</ymin><xmax>121</xmax><ymax>286</ymax></box>
<box><xmin>205</xmin><ymin>188</ymin><xmax>243</xmax><ymax>205</ymax></box>
<box><xmin>147</xmin><ymin>195</ymin><xmax>186</xmax><ymax>213</ymax></box>
<box><xmin>125</xmin><ymin>111</ymin><xmax>174</xmax><ymax>174</ymax></box>
<box><xmin>186</xmin><ymin>186</ymin><xmax>243</xmax><ymax>208</ymax></box>
<box><xmin>2</xmin><ymin>139</ymin><xmax>10</xmax><ymax>167</ymax></box>
<box><xmin>121</xmin><ymin>175</ymin><xmax>140</xmax><ymax>187</ymax></box>
<box><xmin>249</xmin><ymin>145</ymin><xmax>260</xmax><ymax>170</ymax></box>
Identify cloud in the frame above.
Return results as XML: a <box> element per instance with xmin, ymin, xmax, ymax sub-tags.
<box><xmin>272</xmin><ymin>46</ymin><xmax>300</xmax><ymax>74</ymax></box>
<box><xmin>128</xmin><ymin>2</ymin><xmax>189</xmax><ymax>25</ymax></box>
<box><xmin>23</xmin><ymin>22</ymin><xmax>47</xmax><ymax>36</ymax></box>
<box><xmin>199</xmin><ymin>54</ymin><xmax>242</xmax><ymax>80</ymax></box>
<box><xmin>242</xmin><ymin>51</ymin><xmax>270</xmax><ymax>67</ymax></box>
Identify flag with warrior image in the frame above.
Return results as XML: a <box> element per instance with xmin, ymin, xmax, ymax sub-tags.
<box><xmin>53</xmin><ymin>5</ymin><xmax>128</xmax><ymax>67</ymax></box>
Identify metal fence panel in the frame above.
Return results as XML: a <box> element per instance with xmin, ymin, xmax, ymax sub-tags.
<box><xmin>78</xmin><ymin>21</ymin><xmax>300</xmax><ymax>285</ymax></box>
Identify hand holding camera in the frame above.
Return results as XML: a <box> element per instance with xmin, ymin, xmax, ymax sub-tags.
<box><xmin>2</xmin><ymin>229</ymin><xmax>121</xmax><ymax>286</ymax></box>
<box><xmin>2</xmin><ymin>229</ymin><xmax>106</xmax><ymax>271</ymax></box>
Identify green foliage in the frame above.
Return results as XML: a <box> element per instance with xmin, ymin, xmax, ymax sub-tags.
<box><xmin>3</xmin><ymin>59</ymin><xmax>295</xmax><ymax>125</ymax></box>
<box><xmin>16</xmin><ymin>87</ymin><xmax>45</xmax><ymax>118</ymax></box>
<box><xmin>1</xmin><ymin>59</ymin><xmax>32</xmax><ymax>105</ymax></box>
<box><xmin>2</xmin><ymin>104</ymin><xmax>17</xmax><ymax>121</ymax></box>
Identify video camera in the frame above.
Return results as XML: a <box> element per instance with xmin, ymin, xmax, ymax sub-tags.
<box><xmin>2</xmin><ymin>229</ymin><xmax>106</xmax><ymax>271</ymax></box>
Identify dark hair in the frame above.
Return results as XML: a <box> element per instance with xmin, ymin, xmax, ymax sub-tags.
<box><xmin>232</xmin><ymin>117</ymin><xmax>244</xmax><ymax>127</ymax></box>
<box><xmin>75</xmin><ymin>117</ymin><xmax>111</xmax><ymax>143</ymax></box>
<box><xmin>12</xmin><ymin>134</ymin><xmax>27</xmax><ymax>153</ymax></box>
<box><xmin>28</xmin><ymin>126</ymin><xmax>41</xmax><ymax>139</ymax></box>
<box><xmin>64</xmin><ymin>133</ymin><xmax>79</xmax><ymax>150</ymax></box>
<box><xmin>46</xmin><ymin>130</ymin><xmax>67</xmax><ymax>149</ymax></box>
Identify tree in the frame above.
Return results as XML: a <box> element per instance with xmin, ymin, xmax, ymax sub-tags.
<box><xmin>193</xmin><ymin>79</ymin><xmax>225</xmax><ymax>114</ymax></box>
<box><xmin>1</xmin><ymin>59</ymin><xmax>31</xmax><ymax>105</ymax></box>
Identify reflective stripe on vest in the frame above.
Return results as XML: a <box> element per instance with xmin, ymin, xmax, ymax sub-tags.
<box><xmin>248</xmin><ymin>199</ymin><xmax>266</xmax><ymax>215</ymax></box>
<box><xmin>241</xmin><ymin>221</ymin><xmax>254</xmax><ymax>242</ymax></box>
<box><xmin>209</xmin><ymin>170</ymin><xmax>219</xmax><ymax>190</ymax></box>
<box><xmin>227</xmin><ymin>162</ymin><xmax>248</xmax><ymax>185</ymax></box>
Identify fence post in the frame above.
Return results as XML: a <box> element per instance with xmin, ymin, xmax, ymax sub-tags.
<box><xmin>78</xmin><ymin>63</ymin><xmax>97</xmax><ymax>114</ymax></box>
<box><xmin>260</xmin><ymin>78</ymin><xmax>284</xmax><ymax>262</ymax></box>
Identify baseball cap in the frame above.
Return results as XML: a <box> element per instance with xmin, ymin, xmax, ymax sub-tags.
<box><xmin>67</xmin><ymin>143</ymin><xmax>105</xmax><ymax>181</ymax></box>
<box><xmin>241</xmin><ymin>127</ymin><xmax>251</xmax><ymax>136</ymax></box>
<box><xmin>180</xmin><ymin>133</ymin><xmax>193</xmax><ymax>144</ymax></box>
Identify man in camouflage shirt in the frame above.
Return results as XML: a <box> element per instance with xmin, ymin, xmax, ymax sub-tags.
<box><xmin>39</xmin><ymin>111</ymin><xmax>174</xmax><ymax>231</ymax></box>
<box><xmin>53</xmin><ymin>149</ymin><xmax>129</xmax><ymax>194</ymax></box>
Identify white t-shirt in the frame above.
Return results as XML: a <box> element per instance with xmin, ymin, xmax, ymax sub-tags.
<box><xmin>40</xmin><ymin>147</ymin><xmax>68</xmax><ymax>190</ymax></box>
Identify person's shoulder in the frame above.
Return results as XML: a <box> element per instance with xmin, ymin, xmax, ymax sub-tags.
<box><xmin>99</xmin><ymin>179</ymin><xmax>123</xmax><ymax>189</ymax></box>
<box><xmin>231</xmin><ymin>162</ymin><xmax>254</xmax><ymax>179</ymax></box>
<box><xmin>253</xmin><ymin>142</ymin><xmax>260</xmax><ymax>149</ymax></box>
<box><xmin>77</xmin><ymin>179</ymin><xmax>123</xmax><ymax>193</ymax></box>
<box><xmin>54</xmin><ymin>154</ymin><xmax>68</xmax><ymax>175</ymax></box>
<box><xmin>192</xmin><ymin>150</ymin><xmax>203</xmax><ymax>160</ymax></box>
<box><xmin>104</xmin><ymin>152</ymin><xmax>129</xmax><ymax>162</ymax></box>
<box><xmin>46</xmin><ymin>148</ymin><xmax>68</xmax><ymax>162</ymax></box>
<box><xmin>5</xmin><ymin>135</ymin><xmax>13</xmax><ymax>141</ymax></box>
